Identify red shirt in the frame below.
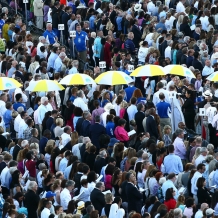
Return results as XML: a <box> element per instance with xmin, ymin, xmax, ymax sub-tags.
<box><xmin>164</xmin><ymin>199</ymin><xmax>176</xmax><ymax>211</ymax></box>
<box><xmin>26</xmin><ymin>160</ymin><xmax>36</xmax><ymax>178</ymax></box>
<box><xmin>104</xmin><ymin>42</ymin><xmax>111</xmax><ymax>66</ymax></box>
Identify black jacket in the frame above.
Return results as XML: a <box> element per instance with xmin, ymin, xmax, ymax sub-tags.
<box><xmin>192</xmin><ymin>58</ymin><xmax>203</xmax><ymax>71</ymax></box>
<box><xmin>61</xmin><ymin>12</ymin><xmax>70</xmax><ymax>38</ymax></box>
<box><xmin>90</xmin><ymin>188</ymin><xmax>106</xmax><ymax>213</ymax></box>
<box><xmin>89</xmin><ymin>123</ymin><xmax>106</xmax><ymax>149</ymax></box>
<box><xmin>94</xmin><ymin>157</ymin><xmax>106</xmax><ymax>175</ymax></box>
<box><xmin>13</xmin><ymin>144</ymin><xmax>21</xmax><ymax>160</ymax></box>
<box><xmin>52</xmin><ymin>7</ymin><xmax>60</xmax><ymax>28</ymax></box>
<box><xmin>76</xmin><ymin>117</ymin><xmax>84</xmax><ymax>136</ymax></box>
<box><xmin>180</xmin><ymin>54</ymin><xmax>188</xmax><ymax>65</ymax></box>
<box><xmin>132</xmin><ymin>25</ymin><xmax>142</xmax><ymax>48</ymax></box>
<box><xmin>125</xmin><ymin>182</ymin><xmax>143</xmax><ymax>213</ymax></box>
<box><xmin>180</xmin><ymin>23</ymin><xmax>192</xmax><ymax>37</ymax></box>
<box><xmin>146</xmin><ymin>115</ymin><xmax>159</xmax><ymax>139</ymax></box>
<box><xmin>24</xmin><ymin>190</ymin><xmax>40</xmax><ymax>218</ymax></box>
<box><xmin>135</xmin><ymin>111</ymin><xmax>145</xmax><ymax>134</ymax></box>
<box><xmin>197</xmin><ymin>187</ymin><xmax>211</xmax><ymax>205</ymax></box>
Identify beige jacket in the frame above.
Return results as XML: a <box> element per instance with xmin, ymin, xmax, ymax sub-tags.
<box><xmin>33</xmin><ymin>0</ymin><xmax>44</xmax><ymax>16</ymax></box>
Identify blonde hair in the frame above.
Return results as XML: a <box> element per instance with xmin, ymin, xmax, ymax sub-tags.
<box><xmin>45</xmin><ymin>140</ymin><xmax>55</xmax><ymax>154</ymax></box>
<box><xmin>157</xmin><ymin>141</ymin><xmax>165</xmax><ymax>149</ymax></box>
<box><xmin>30</xmin><ymin>143</ymin><xmax>39</xmax><ymax>150</ymax></box>
<box><xmin>56</xmin><ymin>118</ymin><xmax>63</xmax><ymax>126</ymax></box>
<box><xmin>120</xmin><ymin>100</ymin><xmax>128</xmax><ymax>109</ymax></box>
<box><xmin>163</xmin><ymin>125</ymin><xmax>171</xmax><ymax>134</ymax></box>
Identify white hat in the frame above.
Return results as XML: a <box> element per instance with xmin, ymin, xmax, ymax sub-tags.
<box><xmin>202</xmin><ymin>90</ymin><xmax>213</xmax><ymax>98</ymax></box>
<box><xmin>104</xmin><ymin>102</ymin><xmax>114</xmax><ymax>112</ymax></box>
<box><xmin>77</xmin><ymin>201</ymin><xmax>85</xmax><ymax>209</ymax></box>
<box><xmin>206</xmin><ymin>208</ymin><xmax>214</xmax><ymax>216</ymax></box>
<box><xmin>214</xmin><ymin>52</ymin><xmax>218</xmax><ymax>59</ymax></box>
<box><xmin>134</xmin><ymin>3</ymin><xmax>142</xmax><ymax>11</ymax></box>
<box><xmin>77</xmin><ymin>4</ymin><xmax>87</xmax><ymax>8</ymax></box>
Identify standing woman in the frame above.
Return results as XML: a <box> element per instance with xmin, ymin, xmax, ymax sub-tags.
<box><xmin>111</xmin><ymin>169</ymin><xmax>122</xmax><ymax>196</ymax></box>
<box><xmin>197</xmin><ymin>177</ymin><xmax>211</xmax><ymax>205</ymax></box>
<box><xmin>164</xmin><ymin>188</ymin><xmax>176</xmax><ymax>211</ymax></box>
<box><xmin>181</xmin><ymin>90</ymin><xmax>196</xmax><ymax>131</ymax></box>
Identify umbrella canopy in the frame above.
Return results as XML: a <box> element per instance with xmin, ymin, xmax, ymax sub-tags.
<box><xmin>95</xmin><ymin>71</ymin><xmax>134</xmax><ymax>85</ymax></box>
<box><xmin>164</xmin><ymin>65</ymin><xmax>196</xmax><ymax>78</ymax></box>
<box><xmin>0</xmin><ymin>78</ymin><xmax>22</xmax><ymax>90</ymax></box>
<box><xmin>59</xmin><ymin>73</ymin><xmax>95</xmax><ymax>85</ymax></box>
<box><xmin>25</xmin><ymin>80</ymin><xmax>65</xmax><ymax>92</ymax></box>
<box><xmin>130</xmin><ymin>65</ymin><xmax>166</xmax><ymax>77</ymax></box>
<box><xmin>206</xmin><ymin>72</ymin><xmax>218</xmax><ymax>81</ymax></box>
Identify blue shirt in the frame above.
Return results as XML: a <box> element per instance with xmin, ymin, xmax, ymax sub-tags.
<box><xmin>106</xmin><ymin>121</ymin><xmax>115</xmax><ymax>138</ymax></box>
<box><xmin>39</xmin><ymin>137</ymin><xmax>48</xmax><ymax>154</ymax></box>
<box><xmin>3</xmin><ymin>109</ymin><xmax>12</xmax><ymax>128</ymax></box>
<box><xmin>156</xmin><ymin>101</ymin><xmax>171</xmax><ymax>118</ymax></box>
<box><xmin>13</xmin><ymin>102</ymin><xmax>26</xmax><ymax>112</ymax></box>
<box><xmin>0</xmin><ymin>19</ymin><xmax>5</xmax><ymax>31</ymax></box>
<box><xmin>64</xmin><ymin>164</ymin><xmax>72</xmax><ymax>179</ymax></box>
<box><xmin>47</xmin><ymin>52</ymin><xmax>58</xmax><ymax>70</ymax></box>
<box><xmin>213</xmin><ymin>170</ymin><xmax>218</xmax><ymax>187</ymax></box>
<box><xmin>124</xmin><ymin>86</ymin><xmax>137</xmax><ymax>103</ymax></box>
<box><xmin>163</xmin><ymin>153</ymin><xmax>183</xmax><ymax>174</ymax></box>
<box><xmin>116</xmin><ymin>16</ymin><xmax>122</xmax><ymax>31</ymax></box>
<box><xmin>54</xmin><ymin>57</ymin><xmax>62</xmax><ymax>73</ymax></box>
<box><xmin>162</xmin><ymin>180</ymin><xmax>178</xmax><ymax>200</ymax></box>
<box><xmin>124</xmin><ymin>39</ymin><xmax>135</xmax><ymax>54</ymax></box>
<box><xmin>89</xmin><ymin>15</ymin><xmax>96</xmax><ymax>30</ymax></box>
<box><xmin>70</xmin><ymin>95</ymin><xmax>77</xmax><ymax>103</ymax></box>
<box><xmin>43</xmin><ymin>30</ymin><xmax>57</xmax><ymax>44</ymax></box>
<box><xmin>74</xmin><ymin>31</ymin><xmax>88</xmax><ymax>52</ymax></box>
<box><xmin>155</xmin><ymin>22</ymin><xmax>167</xmax><ymax>33</ymax></box>
<box><xmin>8</xmin><ymin>67</ymin><xmax>16</xmax><ymax>78</ymax></box>
<box><xmin>94</xmin><ymin>36</ymin><xmax>102</xmax><ymax>58</ymax></box>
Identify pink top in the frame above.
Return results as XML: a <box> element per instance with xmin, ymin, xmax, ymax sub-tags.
<box><xmin>120</xmin><ymin>109</ymin><xmax>125</xmax><ymax>118</ymax></box>
<box><xmin>114</xmin><ymin>126</ymin><xmax>129</xmax><ymax>142</ymax></box>
<box><xmin>105</xmin><ymin>174</ymin><xmax>112</xmax><ymax>190</ymax></box>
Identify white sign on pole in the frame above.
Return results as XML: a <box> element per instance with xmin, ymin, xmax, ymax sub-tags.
<box><xmin>70</xmin><ymin>31</ymin><xmax>76</xmax><ymax>37</ymax></box>
<box><xmin>58</xmin><ymin>24</ymin><xmax>64</xmax><ymax>31</ymax></box>
<box><xmin>23</xmin><ymin>0</ymin><xmax>28</xmax><ymax>3</ymax></box>
<box><xmin>199</xmin><ymin>108</ymin><xmax>206</xmax><ymax>116</ymax></box>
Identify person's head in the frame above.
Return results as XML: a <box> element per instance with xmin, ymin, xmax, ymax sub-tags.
<box><xmin>200</xmin><ymin>147</ymin><xmax>208</xmax><ymax>156</ymax></box>
<box><xmin>64</xmin><ymin>126</ymin><xmax>72</xmax><ymax>135</ymax></box>
<box><xmin>197</xmin><ymin>177</ymin><xmax>206</xmax><ymax>188</ymax></box>
<box><xmin>126</xmin><ymin>172</ymin><xmax>136</xmax><ymax>184</ymax></box>
<box><xmin>41</xmin><ymin>97</ymin><xmax>48</xmax><ymax>106</ymax></box>
<box><xmin>197</xmin><ymin>163</ymin><xmax>206</xmax><ymax>173</ymax></box>
<box><xmin>174</xmin><ymin>208</ymin><xmax>182</xmax><ymax>218</ymax></box>
<box><xmin>15</xmin><ymin>93</ymin><xmax>22</xmax><ymax>102</ymax></box>
<box><xmin>168</xmin><ymin>173</ymin><xmax>176</xmax><ymax>182</ymax></box>
<box><xmin>105</xmin><ymin>193</ymin><xmax>113</xmax><ymax>203</ymax></box>
<box><xmin>185</xmin><ymin>197</ymin><xmax>195</xmax><ymax>208</ymax></box>
<box><xmin>96</xmin><ymin>182</ymin><xmax>105</xmax><ymax>192</ymax></box>
<box><xmin>21</xmin><ymin>140</ymin><xmax>29</xmax><ymax>149</ymax></box>
<box><xmin>175</xmin><ymin>129</ymin><xmax>184</xmax><ymax>139</ymax></box>
<box><xmin>55</xmin><ymin>206</ymin><xmax>63</xmax><ymax>215</ymax></box>
<box><xmin>43</xmin><ymin>129</ymin><xmax>51</xmax><ymax>139</ymax></box>
<box><xmin>28</xmin><ymin>181</ymin><xmax>38</xmax><ymax>192</ymax></box>
<box><xmin>118</xmin><ymin>119</ymin><xmax>126</xmax><ymax>127</ymax></box>
<box><xmin>65</xmin><ymin>180</ymin><xmax>75</xmax><ymax>191</ymax></box>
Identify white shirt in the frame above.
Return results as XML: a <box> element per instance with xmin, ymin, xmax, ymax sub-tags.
<box><xmin>88</xmin><ymin>182</ymin><xmax>96</xmax><ymax>193</ymax></box>
<box><xmin>73</xmin><ymin>97</ymin><xmax>88</xmax><ymax>111</ymax></box>
<box><xmin>202</xmin><ymin>66</ymin><xmax>214</xmax><ymax>76</ymax></box>
<box><xmin>14</xmin><ymin>88</ymin><xmax>28</xmax><ymax>103</ymax></box>
<box><xmin>206</xmin><ymin>107</ymin><xmax>217</xmax><ymax>124</ymax></box>
<box><xmin>0</xmin><ymin>100</ymin><xmax>6</xmax><ymax>117</ymax></box>
<box><xmin>191</xmin><ymin>171</ymin><xmax>202</xmax><ymax>195</ymax></box>
<box><xmin>165</xmin><ymin>46</ymin><xmax>171</xmax><ymax>60</ymax></box>
<box><xmin>72</xmin><ymin>143</ymin><xmax>82</xmax><ymax>161</ymax></box>
<box><xmin>37</xmin><ymin>171</ymin><xmax>43</xmax><ymax>188</ymax></box>
<box><xmin>195</xmin><ymin>210</ymin><xmax>203</xmax><ymax>218</ymax></box>
<box><xmin>41</xmin><ymin>208</ymin><xmax>51</xmax><ymax>218</ymax></box>
<box><xmin>60</xmin><ymin>188</ymin><xmax>71</xmax><ymax>210</ymax></box>
<box><xmin>200</xmin><ymin>16</ymin><xmax>209</xmax><ymax>31</ymax></box>
<box><xmin>194</xmin><ymin>154</ymin><xmax>206</xmax><ymax>167</ymax></box>
<box><xmin>127</xmin><ymin>104</ymin><xmax>137</xmax><ymax>121</ymax></box>
<box><xmin>138</xmin><ymin>47</ymin><xmax>149</xmax><ymax>62</ymax></box>
<box><xmin>166</xmin><ymin>80</ymin><xmax>174</xmax><ymax>91</ymax></box>
<box><xmin>18</xmin><ymin>119</ymin><xmax>27</xmax><ymax>138</ymax></box>
<box><xmin>37</xmin><ymin>42</ymin><xmax>44</xmax><ymax>55</ymax></box>
<box><xmin>176</xmin><ymin>1</ymin><xmax>186</xmax><ymax>13</ymax></box>
<box><xmin>194</xmin><ymin>1</ymin><xmax>199</xmax><ymax>8</ymax></box>
<box><xmin>147</xmin><ymin>1</ymin><xmax>157</xmax><ymax>15</ymax></box>
<box><xmin>153</xmin><ymin>88</ymin><xmax>170</xmax><ymax>106</ymax></box>
<box><xmin>14</xmin><ymin>114</ymin><xmax>21</xmax><ymax>132</ymax></box>
<box><xmin>79</xmin><ymin>186</ymin><xmax>91</xmax><ymax>202</ymax></box>
<box><xmin>59</xmin><ymin>157</ymin><xmax>68</xmax><ymax>173</ymax></box>
<box><xmin>145</xmin><ymin>33</ymin><xmax>153</xmax><ymax>46</ymax></box>
<box><xmin>61</xmin><ymin>132</ymin><xmax>71</xmax><ymax>146</ymax></box>
<box><xmin>1</xmin><ymin>166</ymin><xmax>9</xmax><ymax>188</ymax></box>
<box><xmin>38</xmin><ymin>104</ymin><xmax>48</xmax><ymax>125</ymax></box>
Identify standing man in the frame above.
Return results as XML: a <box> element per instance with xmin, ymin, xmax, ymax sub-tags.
<box><xmin>135</xmin><ymin>103</ymin><xmax>145</xmax><ymax>134</ymax></box>
<box><xmin>33</xmin><ymin>0</ymin><xmax>44</xmax><ymax>29</ymax></box>
<box><xmin>61</xmin><ymin>6</ymin><xmax>72</xmax><ymax>45</ymax></box>
<box><xmin>156</xmin><ymin>93</ymin><xmax>171</xmax><ymax>133</ymax></box>
<box><xmin>146</xmin><ymin>108</ymin><xmax>159</xmax><ymax>139</ymax></box>
<box><xmin>74</xmin><ymin>24</ymin><xmax>88</xmax><ymax>71</ymax></box>
<box><xmin>43</xmin><ymin>23</ymin><xmax>57</xmax><ymax>45</ymax></box>
<box><xmin>94</xmin><ymin>30</ymin><xmax>103</xmax><ymax>67</ymax></box>
<box><xmin>38</xmin><ymin>97</ymin><xmax>48</xmax><ymax>137</ymax></box>
<box><xmin>52</xmin><ymin>1</ymin><xmax>61</xmax><ymax>39</ymax></box>
<box><xmin>54</xmin><ymin>52</ymin><xmax>66</xmax><ymax>74</ymax></box>
<box><xmin>104</xmin><ymin>35</ymin><xmax>112</xmax><ymax>71</ymax></box>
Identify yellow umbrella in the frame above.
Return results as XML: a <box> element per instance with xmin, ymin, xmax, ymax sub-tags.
<box><xmin>164</xmin><ymin>65</ymin><xmax>196</xmax><ymax>78</ymax></box>
<box><xmin>59</xmin><ymin>73</ymin><xmax>95</xmax><ymax>85</ymax></box>
<box><xmin>25</xmin><ymin>80</ymin><xmax>65</xmax><ymax>91</ymax></box>
<box><xmin>130</xmin><ymin>65</ymin><xmax>166</xmax><ymax>77</ymax></box>
<box><xmin>206</xmin><ymin>71</ymin><xmax>218</xmax><ymax>81</ymax></box>
<box><xmin>95</xmin><ymin>71</ymin><xmax>134</xmax><ymax>85</ymax></box>
<box><xmin>0</xmin><ymin>77</ymin><xmax>22</xmax><ymax>90</ymax></box>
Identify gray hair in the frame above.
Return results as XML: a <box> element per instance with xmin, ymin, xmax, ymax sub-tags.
<box><xmin>2</xmin><ymin>7</ymin><xmax>8</xmax><ymax>13</ymax></box>
<box><xmin>21</xmin><ymin>140</ymin><xmax>29</xmax><ymax>148</ymax></box>
<box><xmin>46</xmin><ymin>23</ymin><xmax>52</xmax><ymax>28</ymax></box>
<box><xmin>38</xmin><ymin>163</ymin><xmax>47</xmax><ymax>170</ymax></box>
<box><xmin>77</xmin><ymin>90</ymin><xmax>83</xmax><ymax>98</ymax></box>
<box><xmin>99</xmin><ymin>149</ymin><xmax>107</xmax><ymax>158</ymax></box>
<box><xmin>83</xmin><ymin>111</ymin><xmax>91</xmax><ymax>119</ymax></box>
<box><xmin>175</xmin><ymin>129</ymin><xmax>184</xmax><ymax>136</ymax></box>
<box><xmin>174</xmin><ymin>208</ymin><xmax>182</xmax><ymax>218</ymax></box>
<box><xmin>28</xmin><ymin>181</ymin><xmax>37</xmax><ymax>190</ymax></box>
<box><xmin>73</xmin><ymin>60</ymin><xmax>79</xmax><ymax>67</ymax></box>
<box><xmin>41</xmin><ymin>97</ymin><xmax>48</xmax><ymax>104</ymax></box>
<box><xmin>39</xmin><ymin>36</ymin><xmax>45</xmax><ymax>42</ymax></box>
<box><xmin>91</xmin><ymin>32</ymin><xmax>96</xmax><ymax>38</ymax></box>
<box><xmin>17</xmin><ymin>106</ymin><xmax>24</xmax><ymax>113</ymax></box>
<box><xmin>96</xmin><ymin>182</ymin><xmax>104</xmax><ymax>188</ymax></box>
<box><xmin>167</xmin><ymin>40</ymin><xmax>173</xmax><ymax>46</ymax></box>
<box><xmin>200</xmin><ymin>147</ymin><xmax>208</xmax><ymax>153</ymax></box>
<box><xmin>83</xmin><ymin>137</ymin><xmax>90</xmax><ymax>144</ymax></box>
<box><xmin>65</xmin><ymin>180</ymin><xmax>75</xmax><ymax>187</ymax></box>
<box><xmin>59</xmin><ymin>52</ymin><xmax>66</xmax><ymax>58</ymax></box>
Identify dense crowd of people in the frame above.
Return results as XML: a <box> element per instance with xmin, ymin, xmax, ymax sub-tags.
<box><xmin>1</xmin><ymin>0</ymin><xmax>218</xmax><ymax>217</ymax></box>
